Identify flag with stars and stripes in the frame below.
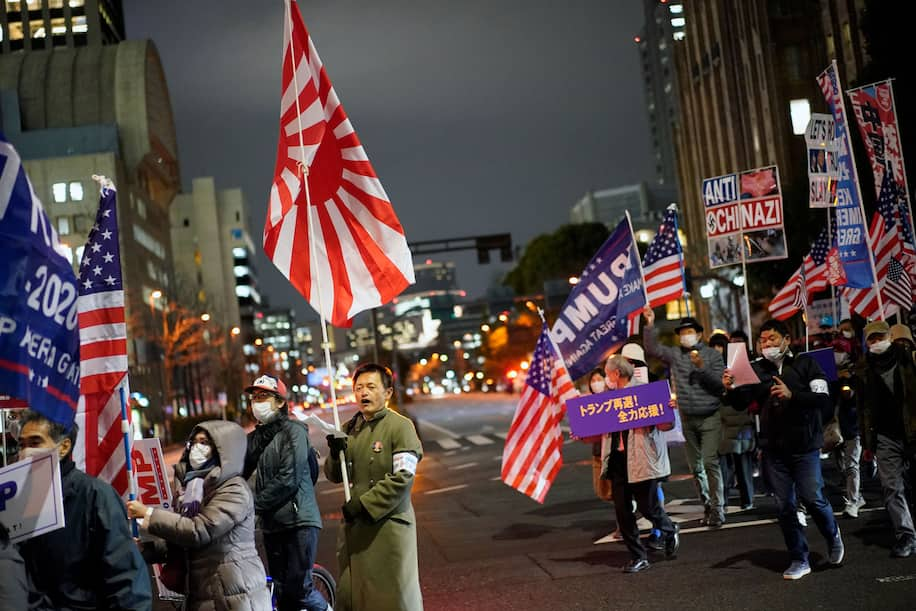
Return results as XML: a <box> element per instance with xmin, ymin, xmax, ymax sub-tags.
<box><xmin>501</xmin><ymin>326</ymin><xmax>577</xmax><ymax>503</ymax></box>
<box><xmin>74</xmin><ymin>184</ymin><xmax>131</xmax><ymax>496</ymax></box>
<box><xmin>642</xmin><ymin>205</ymin><xmax>685</xmax><ymax>309</ymax></box>
<box><xmin>769</xmin><ymin>221</ymin><xmax>833</xmax><ymax>320</ymax></box>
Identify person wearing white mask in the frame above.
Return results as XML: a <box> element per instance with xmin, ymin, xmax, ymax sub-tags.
<box><xmin>128</xmin><ymin>421</ymin><xmax>271</xmax><ymax>610</ymax></box>
<box><xmin>643</xmin><ymin>306</ymin><xmax>727</xmax><ymax>528</ymax></box>
<box><xmin>857</xmin><ymin>320</ymin><xmax>916</xmax><ymax>558</ymax></box>
<box><xmin>16</xmin><ymin>410</ymin><xmax>151</xmax><ymax>610</ymax></box>
<box><xmin>242</xmin><ymin>374</ymin><xmax>329</xmax><ymax>611</ymax></box>
<box><xmin>722</xmin><ymin>319</ymin><xmax>844</xmax><ymax>580</ymax></box>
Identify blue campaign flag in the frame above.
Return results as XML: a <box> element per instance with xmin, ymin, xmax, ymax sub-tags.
<box><xmin>549</xmin><ymin>218</ymin><xmax>647</xmax><ymax>380</ymax></box>
<box><xmin>817</xmin><ymin>62</ymin><xmax>874</xmax><ymax>289</ymax></box>
<box><xmin>0</xmin><ymin>135</ymin><xmax>80</xmax><ymax>427</ymax></box>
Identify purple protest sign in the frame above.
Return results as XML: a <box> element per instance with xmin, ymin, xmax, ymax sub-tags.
<box><xmin>566</xmin><ymin>380</ymin><xmax>674</xmax><ymax>438</ymax></box>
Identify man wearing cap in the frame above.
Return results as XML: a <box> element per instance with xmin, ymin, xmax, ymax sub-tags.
<box><xmin>857</xmin><ymin>320</ymin><xmax>916</xmax><ymax>557</ymax></box>
<box><xmin>242</xmin><ymin>374</ymin><xmax>327</xmax><ymax>611</ymax></box>
<box><xmin>642</xmin><ymin>305</ymin><xmax>727</xmax><ymax>527</ymax></box>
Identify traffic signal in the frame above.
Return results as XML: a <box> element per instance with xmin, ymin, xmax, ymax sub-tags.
<box><xmin>475</xmin><ymin>234</ymin><xmax>512</xmax><ymax>264</ymax></box>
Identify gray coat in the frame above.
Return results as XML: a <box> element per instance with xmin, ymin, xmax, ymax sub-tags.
<box><xmin>644</xmin><ymin>325</ymin><xmax>725</xmax><ymax>417</ymax></box>
<box><xmin>147</xmin><ymin>421</ymin><xmax>271</xmax><ymax>611</ymax></box>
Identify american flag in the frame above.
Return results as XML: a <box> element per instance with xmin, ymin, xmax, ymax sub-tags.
<box><xmin>264</xmin><ymin>0</ymin><xmax>414</xmax><ymax>328</ymax></box>
<box><xmin>73</xmin><ymin>184</ymin><xmax>131</xmax><ymax>496</ymax></box>
<box><xmin>642</xmin><ymin>205</ymin><xmax>685</xmax><ymax>309</ymax></box>
<box><xmin>842</xmin><ymin>171</ymin><xmax>913</xmax><ymax>316</ymax></box>
<box><xmin>501</xmin><ymin>326</ymin><xmax>577</xmax><ymax>503</ymax></box>
<box><xmin>769</xmin><ymin>221</ymin><xmax>832</xmax><ymax>320</ymax></box>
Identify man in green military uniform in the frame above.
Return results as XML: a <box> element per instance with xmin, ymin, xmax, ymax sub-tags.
<box><xmin>325</xmin><ymin>363</ymin><xmax>424</xmax><ymax>611</ymax></box>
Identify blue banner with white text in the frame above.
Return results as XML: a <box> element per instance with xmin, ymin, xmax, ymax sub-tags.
<box><xmin>817</xmin><ymin>62</ymin><xmax>874</xmax><ymax>288</ymax></box>
<box><xmin>549</xmin><ymin>219</ymin><xmax>646</xmax><ymax>380</ymax></box>
<box><xmin>0</xmin><ymin>134</ymin><xmax>80</xmax><ymax>427</ymax></box>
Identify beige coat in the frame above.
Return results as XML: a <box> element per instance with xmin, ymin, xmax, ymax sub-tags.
<box><xmin>325</xmin><ymin>408</ymin><xmax>424</xmax><ymax>611</ymax></box>
<box><xmin>147</xmin><ymin>420</ymin><xmax>271</xmax><ymax>611</ymax></box>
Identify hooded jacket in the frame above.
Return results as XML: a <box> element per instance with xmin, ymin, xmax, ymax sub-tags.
<box><xmin>146</xmin><ymin>420</ymin><xmax>271</xmax><ymax>611</ymax></box>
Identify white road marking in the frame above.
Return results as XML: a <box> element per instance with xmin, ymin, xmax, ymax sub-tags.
<box><xmin>450</xmin><ymin>462</ymin><xmax>479</xmax><ymax>471</ymax></box>
<box><xmin>467</xmin><ymin>435</ymin><xmax>494</xmax><ymax>445</ymax></box>
<box><xmin>421</xmin><ymin>419</ymin><xmax>461</xmax><ymax>438</ymax></box>
<box><xmin>490</xmin><ymin>475</ymin><xmax>502</xmax><ymax>481</ymax></box>
<box><xmin>436</xmin><ymin>438</ymin><xmax>462</xmax><ymax>450</ymax></box>
<box><xmin>494</xmin><ymin>432</ymin><xmax>508</xmax><ymax>439</ymax></box>
<box><xmin>425</xmin><ymin>484</ymin><xmax>469</xmax><ymax>495</ymax></box>
<box><xmin>876</xmin><ymin>574</ymin><xmax>916</xmax><ymax>584</ymax></box>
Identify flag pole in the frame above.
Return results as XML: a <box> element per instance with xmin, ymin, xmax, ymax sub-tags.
<box><xmin>285</xmin><ymin>0</ymin><xmax>350</xmax><ymax>501</ymax></box>
<box><xmin>669</xmin><ymin>204</ymin><xmax>691</xmax><ymax>317</ymax></box>
<box><xmin>833</xmin><ymin>60</ymin><xmax>884</xmax><ymax>319</ymax></box>
<box><xmin>118</xmin><ymin>385</ymin><xmax>138</xmax><ymax>537</ymax></box>
<box><xmin>828</xmin><ymin>207</ymin><xmax>839</xmax><ymax>331</ymax></box>
<box><xmin>625</xmin><ymin>211</ymin><xmax>650</xmax><ymax>336</ymax></box>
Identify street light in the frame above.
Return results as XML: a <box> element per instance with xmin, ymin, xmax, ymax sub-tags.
<box><xmin>201</xmin><ymin>313</ymin><xmax>211</xmax><ymax>322</ymax></box>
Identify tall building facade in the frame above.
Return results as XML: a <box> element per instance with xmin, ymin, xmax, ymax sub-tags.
<box><xmin>636</xmin><ymin>0</ymin><xmax>684</xmax><ymax>192</ymax></box>
<box><xmin>670</xmin><ymin>0</ymin><xmax>829</xmax><ymax>328</ymax></box>
<box><xmin>0</xmin><ymin>38</ymin><xmax>180</xmax><ymax>416</ymax></box>
<box><xmin>1</xmin><ymin>0</ymin><xmax>124</xmax><ymax>53</ymax></box>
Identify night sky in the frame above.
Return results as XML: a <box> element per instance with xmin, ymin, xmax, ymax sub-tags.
<box><xmin>124</xmin><ymin>0</ymin><xmax>653</xmax><ymax>322</ymax></box>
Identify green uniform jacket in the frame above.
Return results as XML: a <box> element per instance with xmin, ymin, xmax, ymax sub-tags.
<box><xmin>324</xmin><ymin>407</ymin><xmax>424</xmax><ymax>611</ymax></box>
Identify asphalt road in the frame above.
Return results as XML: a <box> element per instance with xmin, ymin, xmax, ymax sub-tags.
<box><xmin>158</xmin><ymin>393</ymin><xmax>916</xmax><ymax>610</ymax></box>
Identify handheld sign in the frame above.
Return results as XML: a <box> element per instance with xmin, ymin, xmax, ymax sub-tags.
<box><xmin>131</xmin><ymin>438</ymin><xmax>172</xmax><ymax>511</ymax></box>
<box><xmin>726</xmin><ymin>343</ymin><xmax>761</xmax><ymax>387</ymax></box>
<box><xmin>0</xmin><ymin>448</ymin><xmax>65</xmax><ymax>543</ymax></box>
<box><xmin>802</xmin><ymin>347</ymin><xmax>839</xmax><ymax>382</ymax></box>
<box><xmin>567</xmin><ymin>380</ymin><xmax>674</xmax><ymax>438</ymax></box>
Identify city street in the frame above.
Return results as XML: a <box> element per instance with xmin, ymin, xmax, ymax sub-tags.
<box><xmin>296</xmin><ymin>393</ymin><xmax>915</xmax><ymax>611</ymax></box>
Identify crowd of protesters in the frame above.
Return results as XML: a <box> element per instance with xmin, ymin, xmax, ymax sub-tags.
<box><xmin>582</xmin><ymin>308</ymin><xmax>916</xmax><ymax>579</ymax></box>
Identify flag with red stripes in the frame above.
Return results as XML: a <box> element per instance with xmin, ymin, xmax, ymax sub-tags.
<box><xmin>642</xmin><ymin>205</ymin><xmax>685</xmax><ymax>309</ymax></box>
<box><xmin>501</xmin><ymin>326</ymin><xmax>577</xmax><ymax>503</ymax></box>
<box><xmin>74</xmin><ymin>185</ymin><xmax>130</xmax><ymax>496</ymax></box>
<box><xmin>265</xmin><ymin>0</ymin><xmax>415</xmax><ymax>327</ymax></box>
<box><xmin>768</xmin><ymin>222</ymin><xmax>833</xmax><ymax>320</ymax></box>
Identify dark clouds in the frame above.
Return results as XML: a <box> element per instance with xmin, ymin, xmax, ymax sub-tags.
<box><xmin>124</xmin><ymin>0</ymin><xmax>652</xmax><ymax>320</ymax></box>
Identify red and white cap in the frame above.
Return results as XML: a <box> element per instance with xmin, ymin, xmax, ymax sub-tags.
<box><xmin>245</xmin><ymin>374</ymin><xmax>288</xmax><ymax>398</ymax></box>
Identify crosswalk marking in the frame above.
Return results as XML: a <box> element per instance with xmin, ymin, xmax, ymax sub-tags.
<box><xmin>436</xmin><ymin>438</ymin><xmax>462</xmax><ymax>450</ymax></box>
<box><xmin>450</xmin><ymin>462</ymin><xmax>479</xmax><ymax>471</ymax></box>
<box><xmin>466</xmin><ymin>435</ymin><xmax>494</xmax><ymax>445</ymax></box>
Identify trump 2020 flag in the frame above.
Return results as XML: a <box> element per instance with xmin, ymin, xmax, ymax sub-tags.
<box><xmin>549</xmin><ymin>218</ymin><xmax>647</xmax><ymax>380</ymax></box>
<box><xmin>265</xmin><ymin>0</ymin><xmax>415</xmax><ymax>328</ymax></box>
<box><xmin>0</xmin><ymin>135</ymin><xmax>80</xmax><ymax>426</ymax></box>
<box><xmin>74</xmin><ymin>183</ymin><xmax>131</xmax><ymax>495</ymax></box>
<box><xmin>501</xmin><ymin>326</ymin><xmax>577</xmax><ymax>503</ymax></box>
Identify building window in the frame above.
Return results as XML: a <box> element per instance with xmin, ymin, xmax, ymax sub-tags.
<box><xmin>183</xmin><ymin>218</ymin><xmax>190</xmax><ymax>227</ymax></box>
<box><xmin>57</xmin><ymin>216</ymin><xmax>71</xmax><ymax>236</ymax></box>
<box><xmin>236</xmin><ymin>211</ymin><xmax>241</xmax><ymax>222</ymax></box>
<box><xmin>52</xmin><ymin>183</ymin><xmax>68</xmax><ymax>203</ymax></box>
<box><xmin>136</xmin><ymin>197</ymin><xmax>147</xmax><ymax>220</ymax></box>
<box><xmin>826</xmin><ymin>34</ymin><xmax>835</xmax><ymax>57</ymax></box>
<box><xmin>69</xmin><ymin>182</ymin><xmax>84</xmax><ymax>201</ymax></box>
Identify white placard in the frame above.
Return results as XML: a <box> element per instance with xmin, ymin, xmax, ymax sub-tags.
<box><xmin>0</xmin><ymin>449</ymin><xmax>65</xmax><ymax>543</ymax></box>
<box><xmin>726</xmin><ymin>343</ymin><xmax>762</xmax><ymax>387</ymax></box>
<box><xmin>131</xmin><ymin>438</ymin><xmax>173</xmax><ymax>511</ymax></box>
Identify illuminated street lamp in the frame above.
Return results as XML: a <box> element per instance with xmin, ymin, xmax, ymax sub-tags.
<box><xmin>201</xmin><ymin>313</ymin><xmax>211</xmax><ymax>322</ymax></box>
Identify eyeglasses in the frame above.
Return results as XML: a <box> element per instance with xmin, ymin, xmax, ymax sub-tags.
<box><xmin>250</xmin><ymin>390</ymin><xmax>278</xmax><ymax>401</ymax></box>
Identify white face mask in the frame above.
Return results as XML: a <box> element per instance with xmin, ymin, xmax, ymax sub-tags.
<box><xmin>841</xmin><ymin>330</ymin><xmax>854</xmax><ymax>339</ymax></box>
<box><xmin>762</xmin><ymin>345</ymin><xmax>786</xmax><ymax>362</ymax></box>
<box><xmin>834</xmin><ymin>352</ymin><xmax>849</xmax><ymax>367</ymax></box>
<box><xmin>680</xmin><ymin>333</ymin><xmax>698</xmax><ymax>349</ymax></box>
<box><xmin>188</xmin><ymin>443</ymin><xmax>212</xmax><ymax>469</ymax></box>
<box><xmin>590</xmin><ymin>380</ymin><xmax>606</xmax><ymax>393</ymax></box>
<box><xmin>18</xmin><ymin>446</ymin><xmax>54</xmax><ymax>462</ymax></box>
<box><xmin>869</xmin><ymin>339</ymin><xmax>892</xmax><ymax>355</ymax></box>
<box><xmin>252</xmin><ymin>400</ymin><xmax>278</xmax><ymax>423</ymax></box>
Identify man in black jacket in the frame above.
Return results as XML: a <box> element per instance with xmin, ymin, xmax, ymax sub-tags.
<box><xmin>857</xmin><ymin>320</ymin><xmax>916</xmax><ymax>557</ymax></box>
<box><xmin>243</xmin><ymin>374</ymin><xmax>328</xmax><ymax>611</ymax></box>
<box><xmin>723</xmin><ymin>320</ymin><xmax>844</xmax><ymax>580</ymax></box>
<box><xmin>16</xmin><ymin>410</ymin><xmax>151</xmax><ymax>610</ymax></box>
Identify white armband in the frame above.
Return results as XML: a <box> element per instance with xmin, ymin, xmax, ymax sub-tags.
<box><xmin>809</xmin><ymin>379</ymin><xmax>829</xmax><ymax>395</ymax></box>
<box><xmin>392</xmin><ymin>451</ymin><xmax>418</xmax><ymax>475</ymax></box>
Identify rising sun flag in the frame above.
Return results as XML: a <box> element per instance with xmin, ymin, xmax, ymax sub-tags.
<box><xmin>265</xmin><ymin>0</ymin><xmax>415</xmax><ymax>327</ymax></box>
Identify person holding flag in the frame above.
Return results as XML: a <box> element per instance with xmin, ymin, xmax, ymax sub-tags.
<box><xmin>642</xmin><ymin>306</ymin><xmax>727</xmax><ymax>528</ymax></box>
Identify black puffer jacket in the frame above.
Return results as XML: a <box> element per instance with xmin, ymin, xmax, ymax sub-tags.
<box><xmin>724</xmin><ymin>353</ymin><xmax>832</xmax><ymax>454</ymax></box>
<box><xmin>244</xmin><ymin>417</ymin><xmax>321</xmax><ymax>533</ymax></box>
<box><xmin>17</xmin><ymin>458</ymin><xmax>152</xmax><ymax>610</ymax></box>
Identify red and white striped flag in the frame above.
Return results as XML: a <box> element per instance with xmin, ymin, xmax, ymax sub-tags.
<box><xmin>501</xmin><ymin>327</ymin><xmax>578</xmax><ymax>503</ymax></box>
<box><xmin>642</xmin><ymin>205</ymin><xmax>685</xmax><ymax>309</ymax></box>
<box><xmin>769</xmin><ymin>223</ymin><xmax>832</xmax><ymax>320</ymax></box>
<box><xmin>265</xmin><ymin>0</ymin><xmax>415</xmax><ymax>327</ymax></box>
<box><xmin>74</xmin><ymin>185</ymin><xmax>131</xmax><ymax>496</ymax></box>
